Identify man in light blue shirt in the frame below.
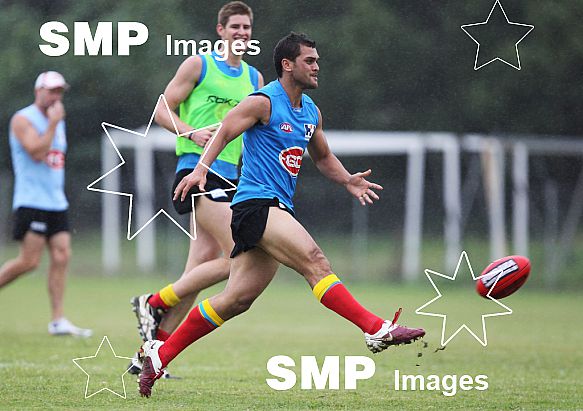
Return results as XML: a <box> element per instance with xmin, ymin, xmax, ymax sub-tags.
<box><xmin>0</xmin><ymin>71</ymin><xmax>91</xmax><ymax>337</ymax></box>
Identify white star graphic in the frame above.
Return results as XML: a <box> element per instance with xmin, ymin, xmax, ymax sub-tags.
<box><xmin>415</xmin><ymin>251</ymin><xmax>513</xmax><ymax>347</ymax></box>
<box><xmin>461</xmin><ymin>0</ymin><xmax>534</xmax><ymax>70</ymax></box>
<box><xmin>72</xmin><ymin>336</ymin><xmax>133</xmax><ymax>399</ymax></box>
<box><xmin>86</xmin><ymin>94</ymin><xmax>234</xmax><ymax>240</ymax></box>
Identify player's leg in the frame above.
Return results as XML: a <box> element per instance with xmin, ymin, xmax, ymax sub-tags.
<box><xmin>0</xmin><ymin>231</ymin><xmax>45</xmax><ymax>288</ymax></box>
<box><xmin>47</xmin><ymin>231</ymin><xmax>70</xmax><ymax>321</ymax></box>
<box><xmin>148</xmin><ymin>169</ymin><xmax>224</xmax><ymax>338</ymax></box>
<box><xmin>157</xmin><ymin>219</ymin><xmax>221</xmax><ymax>337</ymax></box>
<box><xmin>46</xmin><ymin>230</ymin><xmax>92</xmax><ymax>337</ymax></box>
<box><xmin>208</xmin><ymin>247</ymin><xmax>279</xmax><ymax>319</ymax></box>
<box><xmin>170</xmin><ymin>258</ymin><xmax>230</xmax><ymax>301</ymax></box>
<box><xmin>160</xmin><ymin>247</ymin><xmax>277</xmax><ymax>364</ymax></box>
<box><xmin>258</xmin><ymin>207</ymin><xmax>381</xmax><ymax>331</ymax></box>
<box><xmin>259</xmin><ymin>207</ymin><xmax>425</xmax><ymax>350</ymax></box>
<box><xmin>172</xmin><ymin>197</ymin><xmax>234</xmax><ymax>298</ymax></box>
<box><xmin>128</xmin><ymin>225</ymin><xmax>215</xmax><ymax>374</ymax></box>
<box><xmin>132</xmin><ymin>223</ymin><xmax>219</xmax><ymax>343</ymax></box>
<box><xmin>141</xmin><ymin>197</ymin><xmax>233</xmax><ymax>338</ymax></box>
<box><xmin>139</xmin><ymin>247</ymin><xmax>279</xmax><ymax>397</ymax></box>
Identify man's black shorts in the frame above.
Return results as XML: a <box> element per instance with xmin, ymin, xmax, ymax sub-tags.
<box><xmin>12</xmin><ymin>207</ymin><xmax>69</xmax><ymax>241</ymax></box>
<box><xmin>172</xmin><ymin>168</ymin><xmax>238</xmax><ymax>215</ymax></box>
<box><xmin>230</xmin><ymin>198</ymin><xmax>294</xmax><ymax>258</ymax></box>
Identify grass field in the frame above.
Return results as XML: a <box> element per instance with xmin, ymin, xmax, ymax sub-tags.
<box><xmin>0</xmin><ymin>270</ymin><xmax>581</xmax><ymax>410</ymax></box>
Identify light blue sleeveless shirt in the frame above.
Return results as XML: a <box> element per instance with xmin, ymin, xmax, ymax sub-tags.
<box><xmin>232</xmin><ymin>80</ymin><xmax>319</xmax><ymax>211</ymax></box>
<box><xmin>9</xmin><ymin>104</ymin><xmax>68</xmax><ymax>211</ymax></box>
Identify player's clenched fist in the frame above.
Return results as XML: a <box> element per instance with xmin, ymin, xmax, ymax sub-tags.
<box><xmin>188</xmin><ymin>126</ymin><xmax>217</xmax><ymax>147</ymax></box>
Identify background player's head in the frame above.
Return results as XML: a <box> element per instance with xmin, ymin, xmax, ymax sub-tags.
<box><xmin>34</xmin><ymin>71</ymin><xmax>68</xmax><ymax>109</ymax></box>
<box><xmin>216</xmin><ymin>1</ymin><xmax>253</xmax><ymax>49</ymax></box>
<box><xmin>274</xmin><ymin>32</ymin><xmax>319</xmax><ymax>90</ymax></box>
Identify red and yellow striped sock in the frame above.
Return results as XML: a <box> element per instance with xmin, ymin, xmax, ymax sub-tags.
<box><xmin>148</xmin><ymin>284</ymin><xmax>181</xmax><ymax>311</ymax></box>
<box><xmin>158</xmin><ymin>299</ymin><xmax>224</xmax><ymax>367</ymax></box>
<box><xmin>313</xmin><ymin>274</ymin><xmax>384</xmax><ymax>334</ymax></box>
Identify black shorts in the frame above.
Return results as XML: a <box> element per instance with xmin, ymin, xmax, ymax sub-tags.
<box><xmin>172</xmin><ymin>168</ymin><xmax>238</xmax><ymax>215</ymax></box>
<box><xmin>12</xmin><ymin>207</ymin><xmax>69</xmax><ymax>241</ymax></box>
<box><xmin>230</xmin><ymin>198</ymin><xmax>294</xmax><ymax>258</ymax></box>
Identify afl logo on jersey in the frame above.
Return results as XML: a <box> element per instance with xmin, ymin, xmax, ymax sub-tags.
<box><xmin>279</xmin><ymin>146</ymin><xmax>304</xmax><ymax>176</ymax></box>
<box><xmin>46</xmin><ymin>149</ymin><xmax>65</xmax><ymax>169</ymax></box>
<box><xmin>279</xmin><ymin>122</ymin><xmax>294</xmax><ymax>133</ymax></box>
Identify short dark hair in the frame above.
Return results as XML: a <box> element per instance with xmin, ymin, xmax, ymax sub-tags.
<box><xmin>273</xmin><ymin>32</ymin><xmax>316</xmax><ymax>78</ymax></box>
<box><xmin>218</xmin><ymin>1</ymin><xmax>253</xmax><ymax>27</ymax></box>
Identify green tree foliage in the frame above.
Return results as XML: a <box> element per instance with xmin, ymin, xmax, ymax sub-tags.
<box><xmin>0</xmin><ymin>0</ymin><xmax>581</xmax><ymax>229</ymax></box>
<box><xmin>2</xmin><ymin>0</ymin><xmax>581</xmax><ymax>145</ymax></box>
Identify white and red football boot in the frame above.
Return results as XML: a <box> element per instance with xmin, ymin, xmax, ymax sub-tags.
<box><xmin>364</xmin><ymin>308</ymin><xmax>425</xmax><ymax>353</ymax></box>
<box><xmin>138</xmin><ymin>340</ymin><xmax>165</xmax><ymax>398</ymax></box>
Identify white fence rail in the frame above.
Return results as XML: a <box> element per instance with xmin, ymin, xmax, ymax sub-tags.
<box><xmin>99</xmin><ymin>127</ymin><xmax>583</xmax><ymax>280</ymax></box>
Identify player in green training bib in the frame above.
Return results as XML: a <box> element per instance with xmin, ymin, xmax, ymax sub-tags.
<box><xmin>175</xmin><ymin>52</ymin><xmax>254</xmax><ymax>165</ymax></box>
<box><xmin>129</xmin><ymin>1</ymin><xmax>264</xmax><ymax>376</ymax></box>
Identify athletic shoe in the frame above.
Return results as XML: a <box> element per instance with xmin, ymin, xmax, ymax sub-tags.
<box><xmin>128</xmin><ymin>351</ymin><xmax>179</xmax><ymax>379</ymax></box>
<box><xmin>48</xmin><ymin>318</ymin><xmax>93</xmax><ymax>337</ymax></box>
<box><xmin>160</xmin><ymin>369</ymin><xmax>180</xmax><ymax>379</ymax></box>
<box><xmin>364</xmin><ymin>308</ymin><xmax>425</xmax><ymax>353</ymax></box>
<box><xmin>130</xmin><ymin>294</ymin><xmax>163</xmax><ymax>342</ymax></box>
<box><xmin>127</xmin><ymin>352</ymin><xmax>142</xmax><ymax>375</ymax></box>
<box><xmin>138</xmin><ymin>340</ymin><xmax>165</xmax><ymax>398</ymax></box>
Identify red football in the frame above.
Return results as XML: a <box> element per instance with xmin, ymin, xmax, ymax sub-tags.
<box><xmin>476</xmin><ymin>255</ymin><xmax>531</xmax><ymax>299</ymax></box>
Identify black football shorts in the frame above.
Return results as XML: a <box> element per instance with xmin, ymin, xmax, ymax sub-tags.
<box><xmin>13</xmin><ymin>207</ymin><xmax>69</xmax><ymax>241</ymax></box>
<box><xmin>172</xmin><ymin>168</ymin><xmax>238</xmax><ymax>215</ymax></box>
<box><xmin>230</xmin><ymin>197</ymin><xmax>294</xmax><ymax>258</ymax></box>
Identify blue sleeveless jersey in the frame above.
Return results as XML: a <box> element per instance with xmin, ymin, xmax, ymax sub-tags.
<box><xmin>232</xmin><ymin>80</ymin><xmax>319</xmax><ymax>211</ymax></box>
<box><xmin>9</xmin><ymin>104</ymin><xmax>68</xmax><ymax>211</ymax></box>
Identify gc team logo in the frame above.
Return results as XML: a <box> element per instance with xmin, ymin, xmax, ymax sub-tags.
<box><xmin>46</xmin><ymin>149</ymin><xmax>65</xmax><ymax>169</ymax></box>
<box><xmin>279</xmin><ymin>146</ymin><xmax>303</xmax><ymax>176</ymax></box>
<box><xmin>279</xmin><ymin>122</ymin><xmax>294</xmax><ymax>133</ymax></box>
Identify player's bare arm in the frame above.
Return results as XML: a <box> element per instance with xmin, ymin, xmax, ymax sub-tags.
<box><xmin>155</xmin><ymin>56</ymin><xmax>217</xmax><ymax>147</ymax></box>
<box><xmin>11</xmin><ymin>102</ymin><xmax>64</xmax><ymax>162</ymax></box>
<box><xmin>307</xmin><ymin>108</ymin><xmax>383</xmax><ymax>206</ymax></box>
<box><xmin>173</xmin><ymin>94</ymin><xmax>270</xmax><ymax>201</ymax></box>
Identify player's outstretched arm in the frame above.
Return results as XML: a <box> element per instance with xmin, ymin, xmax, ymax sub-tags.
<box><xmin>155</xmin><ymin>56</ymin><xmax>217</xmax><ymax>146</ymax></box>
<box><xmin>173</xmin><ymin>94</ymin><xmax>271</xmax><ymax>201</ymax></box>
<box><xmin>308</xmin><ymin>108</ymin><xmax>383</xmax><ymax>206</ymax></box>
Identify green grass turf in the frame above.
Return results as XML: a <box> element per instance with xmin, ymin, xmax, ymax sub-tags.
<box><xmin>0</xmin><ymin>271</ymin><xmax>581</xmax><ymax>410</ymax></box>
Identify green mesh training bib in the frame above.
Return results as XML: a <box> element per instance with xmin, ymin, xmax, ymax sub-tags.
<box><xmin>176</xmin><ymin>54</ymin><xmax>255</xmax><ymax>165</ymax></box>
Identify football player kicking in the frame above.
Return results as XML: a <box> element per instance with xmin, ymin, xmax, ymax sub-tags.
<box><xmin>138</xmin><ymin>32</ymin><xmax>425</xmax><ymax>398</ymax></box>
<box><xmin>128</xmin><ymin>1</ymin><xmax>262</xmax><ymax>376</ymax></box>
